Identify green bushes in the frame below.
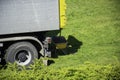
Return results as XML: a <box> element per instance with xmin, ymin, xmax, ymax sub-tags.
<box><xmin>0</xmin><ymin>60</ymin><xmax>120</xmax><ymax>80</ymax></box>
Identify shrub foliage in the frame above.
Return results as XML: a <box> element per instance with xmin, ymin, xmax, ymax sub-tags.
<box><xmin>0</xmin><ymin>60</ymin><xmax>120</xmax><ymax>80</ymax></box>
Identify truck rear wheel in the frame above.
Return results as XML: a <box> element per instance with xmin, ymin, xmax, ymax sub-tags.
<box><xmin>5</xmin><ymin>42</ymin><xmax>38</xmax><ymax>66</ymax></box>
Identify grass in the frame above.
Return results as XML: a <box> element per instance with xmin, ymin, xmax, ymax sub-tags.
<box><xmin>48</xmin><ymin>0</ymin><xmax>120</xmax><ymax>68</ymax></box>
<box><xmin>0</xmin><ymin>0</ymin><xmax>120</xmax><ymax>79</ymax></box>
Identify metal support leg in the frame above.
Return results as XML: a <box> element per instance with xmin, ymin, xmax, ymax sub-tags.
<box><xmin>0</xmin><ymin>43</ymin><xmax>3</xmax><ymax>47</ymax></box>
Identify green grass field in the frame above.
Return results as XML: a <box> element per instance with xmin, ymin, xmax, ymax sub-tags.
<box><xmin>0</xmin><ymin>0</ymin><xmax>120</xmax><ymax>79</ymax></box>
<box><xmin>49</xmin><ymin>0</ymin><xmax>120</xmax><ymax>68</ymax></box>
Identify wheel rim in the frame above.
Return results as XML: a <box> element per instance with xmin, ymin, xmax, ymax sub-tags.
<box><xmin>15</xmin><ymin>50</ymin><xmax>32</xmax><ymax>66</ymax></box>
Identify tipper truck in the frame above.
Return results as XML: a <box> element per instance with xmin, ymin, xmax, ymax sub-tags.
<box><xmin>0</xmin><ymin>0</ymin><xmax>66</xmax><ymax>66</ymax></box>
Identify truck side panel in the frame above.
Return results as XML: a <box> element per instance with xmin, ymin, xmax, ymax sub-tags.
<box><xmin>0</xmin><ymin>0</ymin><xmax>59</xmax><ymax>35</ymax></box>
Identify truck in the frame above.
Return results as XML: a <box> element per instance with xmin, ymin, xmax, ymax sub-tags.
<box><xmin>0</xmin><ymin>0</ymin><xmax>66</xmax><ymax>66</ymax></box>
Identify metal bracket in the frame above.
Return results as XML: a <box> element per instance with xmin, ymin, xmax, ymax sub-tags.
<box><xmin>0</xmin><ymin>43</ymin><xmax>3</xmax><ymax>47</ymax></box>
<box><xmin>43</xmin><ymin>39</ymin><xmax>51</xmax><ymax>57</ymax></box>
<box><xmin>0</xmin><ymin>51</ymin><xmax>1</xmax><ymax>62</ymax></box>
<box><xmin>0</xmin><ymin>58</ymin><xmax>1</xmax><ymax>62</ymax></box>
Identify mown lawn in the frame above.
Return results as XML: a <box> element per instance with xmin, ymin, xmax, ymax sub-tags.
<box><xmin>0</xmin><ymin>0</ymin><xmax>120</xmax><ymax>80</ymax></box>
<box><xmin>49</xmin><ymin>0</ymin><xmax>120</xmax><ymax>68</ymax></box>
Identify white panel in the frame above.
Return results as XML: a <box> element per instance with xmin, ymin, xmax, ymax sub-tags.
<box><xmin>0</xmin><ymin>0</ymin><xmax>60</xmax><ymax>35</ymax></box>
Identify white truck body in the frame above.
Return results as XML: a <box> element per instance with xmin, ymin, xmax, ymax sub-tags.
<box><xmin>0</xmin><ymin>0</ymin><xmax>60</xmax><ymax>35</ymax></box>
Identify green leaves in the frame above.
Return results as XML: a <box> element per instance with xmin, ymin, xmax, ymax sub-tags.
<box><xmin>0</xmin><ymin>62</ymin><xmax>120</xmax><ymax>80</ymax></box>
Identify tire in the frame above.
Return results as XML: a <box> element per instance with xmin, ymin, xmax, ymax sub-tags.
<box><xmin>5</xmin><ymin>41</ymin><xmax>38</xmax><ymax>66</ymax></box>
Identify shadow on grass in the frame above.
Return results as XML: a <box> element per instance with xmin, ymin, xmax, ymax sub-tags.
<box><xmin>45</xmin><ymin>30</ymin><xmax>83</xmax><ymax>56</ymax></box>
<box><xmin>57</xmin><ymin>35</ymin><xmax>83</xmax><ymax>55</ymax></box>
<box><xmin>67</xmin><ymin>35</ymin><xmax>83</xmax><ymax>54</ymax></box>
<box><xmin>48</xmin><ymin>60</ymin><xmax>55</xmax><ymax>66</ymax></box>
